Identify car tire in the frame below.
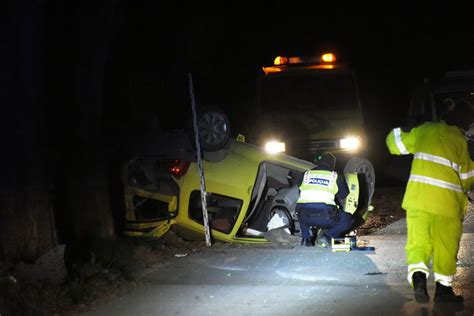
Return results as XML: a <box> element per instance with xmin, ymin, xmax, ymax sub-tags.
<box><xmin>196</xmin><ymin>106</ymin><xmax>231</xmax><ymax>152</ymax></box>
<box><xmin>343</xmin><ymin>156</ymin><xmax>375</xmax><ymax>203</ymax></box>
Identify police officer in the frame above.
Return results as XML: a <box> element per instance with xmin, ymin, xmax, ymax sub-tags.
<box><xmin>385</xmin><ymin>101</ymin><xmax>473</xmax><ymax>303</ymax></box>
<box><xmin>296</xmin><ymin>152</ymin><xmax>353</xmax><ymax>247</ymax></box>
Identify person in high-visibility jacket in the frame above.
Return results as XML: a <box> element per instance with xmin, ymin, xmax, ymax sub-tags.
<box><xmin>385</xmin><ymin>100</ymin><xmax>473</xmax><ymax>303</ymax></box>
<box><xmin>295</xmin><ymin>152</ymin><xmax>353</xmax><ymax>247</ymax></box>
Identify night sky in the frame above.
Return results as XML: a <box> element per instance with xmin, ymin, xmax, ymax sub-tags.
<box><xmin>3</xmin><ymin>6</ymin><xmax>474</xmax><ymax>161</ymax></box>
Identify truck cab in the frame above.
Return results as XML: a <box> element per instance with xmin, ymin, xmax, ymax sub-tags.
<box><xmin>249</xmin><ymin>54</ymin><xmax>367</xmax><ymax>161</ymax></box>
<box><xmin>246</xmin><ymin>53</ymin><xmax>375</xmax><ymax>199</ymax></box>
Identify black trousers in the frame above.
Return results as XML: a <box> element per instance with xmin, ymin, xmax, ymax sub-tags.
<box><xmin>296</xmin><ymin>203</ymin><xmax>355</xmax><ymax>239</ymax></box>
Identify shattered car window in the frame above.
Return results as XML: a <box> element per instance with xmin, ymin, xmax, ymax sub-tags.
<box><xmin>189</xmin><ymin>191</ymin><xmax>242</xmax><ymax>234</ymax></box>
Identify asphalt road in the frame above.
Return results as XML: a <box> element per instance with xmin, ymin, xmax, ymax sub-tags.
<box><xmin>83</xmin><ymin>204</ymin><xmax>474</xmax><ymax>316</ymax></box>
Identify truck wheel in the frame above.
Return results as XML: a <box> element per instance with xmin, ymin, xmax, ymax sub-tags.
<box><xmin>343</xmin><ymin>157</ymin><xmax>375</xmax><ymax>203</ymax></box>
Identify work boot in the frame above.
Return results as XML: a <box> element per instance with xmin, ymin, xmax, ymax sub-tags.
<box><xmin>434</xmin><ymin>282</ymin><xmax>463</xmax><ymax>303</ymax></box>
<box><xmin>300</xmin><ymin>237</ymin><xmax>314</xmax><ymax>247</ymax></box>
<box><xmin>316</xmin><ymin>234</ymin><xmax>331</xmax><ymax>248</ymax></box>
<box><xmin>412</xmin><ymin>272</ymin><xmax>429</xmax><ymax>303</ymax></box>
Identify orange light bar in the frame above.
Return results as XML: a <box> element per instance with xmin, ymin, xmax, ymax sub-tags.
<box><xmin>288</xmin><ymin>57</ymin><xmax>303</xmax><ymax>64</ymax></box>
<box><xmin>321</xmin><ymin>53</ymin><xmax>336</xmax><ymax>63</ymax></box>
<box><xmin>311</xmin><ymin>64</ymin><xmax>335</xmax><ymax>70</ymax></box>
<box><xmin>274</xmin><ymin>53</ymin><xmax>337</xmax><ymax>66</ymax></box>
<box><xmin>262</xmin><ymin>66</ymin><xmax>283</xmax><ymax>74</ymax></box>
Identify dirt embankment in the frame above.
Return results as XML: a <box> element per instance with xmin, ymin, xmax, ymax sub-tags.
<box><xmin>357</xmin><ymin>187</ymin><xmax>406</xmax><ymax>235</ymax></box>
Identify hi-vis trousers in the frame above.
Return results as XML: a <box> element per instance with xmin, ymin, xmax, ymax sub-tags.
<box><xmin>406</xmin><ymin>209</ymin><xmax>463</xmax><ymax>287</ymax></box>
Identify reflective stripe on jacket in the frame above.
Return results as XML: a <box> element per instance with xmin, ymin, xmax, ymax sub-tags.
<box><xmin>297</xmin><ymin>170</ymin><xmax>338</xmax><ymax>205</ymax></box>
<box><xmin>386</xmin><ymin>122</ymin><xmax>473</xmax><ymax>219</ymax></box>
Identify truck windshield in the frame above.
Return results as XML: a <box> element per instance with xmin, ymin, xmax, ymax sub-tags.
<box><xmin>259</xmin><ymin>72</ymin><xmax>359</xmax><ymax>112</ymax></box>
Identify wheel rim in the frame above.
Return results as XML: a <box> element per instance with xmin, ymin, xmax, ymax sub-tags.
<box><xmin>198</xmin><ymin>111</ymin><xmax>228</xmax><ymax>146</ymax></box>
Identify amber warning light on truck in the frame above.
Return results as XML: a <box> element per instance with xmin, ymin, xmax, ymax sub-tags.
<box><xmin>264</xmin><ymin>53</ymin><xmax>338</xmax><ymax>74</ymax></box>
<box><xmin>273</xmin><ymin>53</ymin><xmax>336</xmax><ymax>66</ymax></box>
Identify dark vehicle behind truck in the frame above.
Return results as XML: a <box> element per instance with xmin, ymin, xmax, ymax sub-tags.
<box><xmin>385</xmin><ymin>69</ymin><xmax>474</xmax><ymax>183</ymax></box>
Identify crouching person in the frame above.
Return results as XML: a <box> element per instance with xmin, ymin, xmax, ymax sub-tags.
<box><xmin>296</xmin><ymin>152</ymin><xmax>354</xmax><ymax>247</ymax></box>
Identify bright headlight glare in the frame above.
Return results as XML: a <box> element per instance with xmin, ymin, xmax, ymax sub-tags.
<box><xmin>340</xmin><ymin>137</ymin><xmax>360</xmax><ymax>150</ymax></box>
<box><xmin>265</xmin><ymin>141</ymin><xmax>286</xmax><ymax>153</ymax></box>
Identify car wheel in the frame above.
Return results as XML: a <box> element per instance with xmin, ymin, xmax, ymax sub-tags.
<box><xmin>343</xmin><ymin>156</ymin><xmax>375</xmax><ymax>203</ymax></box>
<box><xmin>197</xmin><ymin>107</ymin><xmax>231</xmax><ymax>152</ymax></box>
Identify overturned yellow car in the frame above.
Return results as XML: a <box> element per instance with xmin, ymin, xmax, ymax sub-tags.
<box><xmin>122</xmin><ymin>127</ymin><xmax>374</xmax><ymax>244</ymax></box>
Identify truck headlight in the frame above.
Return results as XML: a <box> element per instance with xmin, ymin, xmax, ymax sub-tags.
<box><xmin>340</xmin><ymin>136</ymin><xmax>361</xmax><ymax>150</ymax></box>
<box><xmin>264</xmin><ymin>140</ymin><xmax>286</xmax><ymax>153</ymax></box>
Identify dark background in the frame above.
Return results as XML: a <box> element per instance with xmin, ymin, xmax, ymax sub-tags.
<box><xmin>1</xmin><ymin>2</ymin><xmax>474</xmax><ymax>261</ymax></box>
<box><xmin>105</xmin><ymin>10</ymin><xmax>474</xmax><ymax>148</ymax></box>
<box><xmin>114</xmin><ymin>12</ymin><xmax>474</xmax><ymax>127</ymax></box>
<box><xmin>4</xmin><ymin>6</ymin><xmax>474</xmax><ymax>152</ymax></box>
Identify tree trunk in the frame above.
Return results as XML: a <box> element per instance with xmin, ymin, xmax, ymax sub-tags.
<box><xmin>68</xmin><ymin>1</ymin><xmax>122</xmax><ymax>243</ymax></box>
<box><xmin>0</xmin><ymin>0</ymin><xmax>55</xmax><ymax>261</ymax></box>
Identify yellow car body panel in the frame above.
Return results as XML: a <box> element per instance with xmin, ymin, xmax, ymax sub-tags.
<box><xmin>124</xmin><ymin>219</ymin><xmax>176</xmax><ymax>238</ymax></box>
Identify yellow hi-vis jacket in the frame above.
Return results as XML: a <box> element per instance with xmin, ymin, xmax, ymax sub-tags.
<box><xmin>386</xmin><ymin>121</ymin><xmax>473</xmax><ymax>219</ymax></box>
<box><xmin>297</xmin><ymin>170</ymin><xmax>339</xmax><ymax>205</ymax></box>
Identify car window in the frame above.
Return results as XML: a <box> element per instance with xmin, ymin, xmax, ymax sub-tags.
<box><xmin>188</xmin><ymin>191</ymin><xmax>242</xmax><ymax>234</ymax></box>
<box><xmin>433</xmin><ymin>90</ymin><xmax>474</xmax><ymax>121</ymax></box>
<box><xmin>132</xmin><ymin>196</ymin><xmax>171</xmax><ymax>221</ymax></box>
